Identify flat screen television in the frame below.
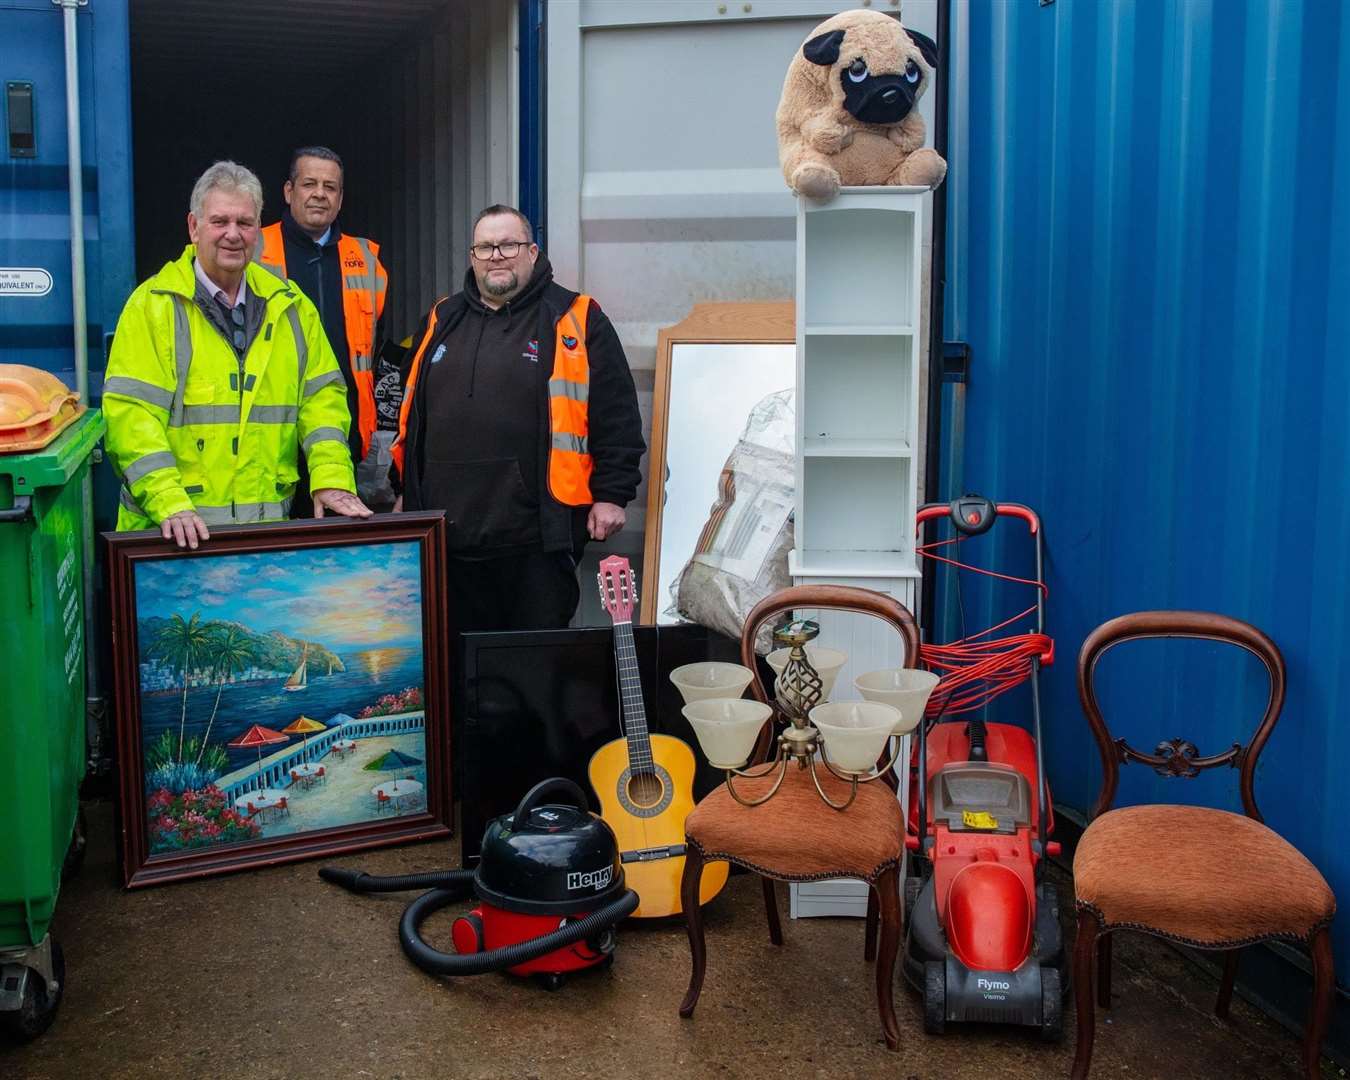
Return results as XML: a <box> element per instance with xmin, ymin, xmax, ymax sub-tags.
<box><xmin>455</xmin><ymin>622</ymin><xmax>743</xmax><ymax>863</ymax></box>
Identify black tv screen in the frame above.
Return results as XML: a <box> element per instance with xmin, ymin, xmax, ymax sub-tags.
<box><xmin>455</xmin><ymin>622</ymin><xmax>742</xmax><ymax>862</ymax></box>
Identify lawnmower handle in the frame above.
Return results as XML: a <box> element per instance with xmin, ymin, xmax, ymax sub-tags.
<box><xmin>513</xmin><ymin>777</ymin><xmax>591</xmax><ymax>831</ymax></box>
<box><xmin>915</xmin><ymin>499</ymin><xmax>1041</xmax><ymax>536</ymax></box>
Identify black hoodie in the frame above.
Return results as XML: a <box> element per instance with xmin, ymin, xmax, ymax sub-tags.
<box><xmin>399</xmin><ymin>256</ymin><xmax>645</xmax><ymax>557</ymax></box>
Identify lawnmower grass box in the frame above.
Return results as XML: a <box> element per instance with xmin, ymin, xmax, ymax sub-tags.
<box><xmin>0</xmin><ymin>410</ymin><xmax>104</xmax><ymax>1036</ymax></box>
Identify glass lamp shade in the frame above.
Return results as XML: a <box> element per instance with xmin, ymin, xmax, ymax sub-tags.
<box><xmin>809</xmin><ymin>701</ymin><xmax>900</xmax><ymax>773</ymax></box>
<box><xmin>765</xmin><ymin>645</ymin><xmax>848</xmax><ymax>706</ymax></box>
<box><xmin>682</xmin><ymin>698</ymin><xmax>773</xmax><ymax>770</ymax></box>
<box><xmin>854</xmin><ymin>668</ymin><xmax>940</xmax><ymax>735</ymax></box>
<box><xmin>669</xmin><ymin>661</ymin><xmax>755</xmax><ymax>705</ymax></box>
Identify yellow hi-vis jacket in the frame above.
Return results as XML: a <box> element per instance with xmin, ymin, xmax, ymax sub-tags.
<box><xmin>103</xmin><ymin>246</ymin><xmax>357</xmax><ymax>530</ymax></box>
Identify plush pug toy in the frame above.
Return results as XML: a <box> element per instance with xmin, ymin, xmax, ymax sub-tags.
<box><xmin>776</xmin><ymin>9</ymin><xmax>946</xmax><ymax>199</ymax></box>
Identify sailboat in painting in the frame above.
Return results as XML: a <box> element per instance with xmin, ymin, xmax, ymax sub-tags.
<box><xmin>284</xmin><ymin>643</ymin><xmax>308</xmax><ymax>692</ymax></box>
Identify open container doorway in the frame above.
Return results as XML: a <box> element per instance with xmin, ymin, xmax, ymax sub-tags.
<box><xmin>127</xmin><ymin>0</ymin><xmax>520</xmax><ymax>343</ymax></box>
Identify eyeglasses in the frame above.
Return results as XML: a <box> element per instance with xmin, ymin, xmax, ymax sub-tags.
<box><xmin>229</xmin><ymin>304</ymin><xmax>246</xmax><ymax>351</ymax></box>
<box><xmin>470</xmin><ymin>240</ymin><xmax>530</xmax><ymax>261</ymax></box>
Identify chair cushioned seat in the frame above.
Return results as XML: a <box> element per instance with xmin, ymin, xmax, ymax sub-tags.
<box><xmin>1074</xmin><ymin>804</ymin><xmax>1336</xmax><ymax>947</ymax></box>
<box><xmin>685</xmin><ymin>766</ymin><xmax>904</xmax><ymax>883</ymax></box>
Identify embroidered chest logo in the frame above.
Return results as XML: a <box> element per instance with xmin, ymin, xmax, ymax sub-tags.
<box><xmin>430</xmin><ymin>344</ymin><xmax>446</xmax><ymax>365</ymax></box>
<box><xmin>561</xmin><ymin>334</ymin><xmax>578</xmax><ymax>350</ymax></box>
<box><xmin>522</xmin><ymin>339</ymin><xmax>540</xmax><ymax>363</ymax></box>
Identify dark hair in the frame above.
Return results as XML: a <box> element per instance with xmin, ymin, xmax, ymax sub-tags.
<box><xmin>288</xmin><ymin>146</ymin><xmax>344</xmax><ymax>182</ymax></box>
<box><xmin>472</xmin><ymin>204</ymin><xmax>534</xmax><ymax>240</ymax></box>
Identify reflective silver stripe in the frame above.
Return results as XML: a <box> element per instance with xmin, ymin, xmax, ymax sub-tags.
<box><xmin>549</xmin><ymin>378</ymin><xmax>589</xmax><ymax>404</ymax></box>
<box><xmin>119</xmin><ymin>484</ymin><xmax>145</xmax><ymax>515</ymax></box>
<box><xmin>354</xmin><ymin>237</ymin><xmax>385</xmax><ymax>295</ymax></box>
<box><xmin>197</xmin><ymin>499</ymin><xmax>291</xmax><ymax>525</ymax></box>
<box><xmin>345</xmin><ymin>274</ymin><xmax>381</xmax><ymax>291</ymax></box>
<box><xmin>566</xmin><ymin>307</ymin><xmax>584</xmax><ymax>340</ymax></box>
<box><xmin>253</xmin><ymin>234</ymin><xmax>286</xmax><ymax>281</ymax></box>
<box><xmin>171</xmin><ymin>404</ymin><xmax>239</xmax><ymax>427</ymax></box>
<box><xmin>303</xmin><ymin>370</ymin><xmax>344</xmax><ymax>398</ymax></box>
<box><xmin>303</xmin><ymin>426</ymin><xmax>346</xmax><ymax>453</ymax></box>
<box><xmin>122</xmin><ymin>450</ymin><xmax>177</xmax><ymax>484</ymax></box>
<box><xmin>250</xmin><ymin>404</ymin><xmax>299</xmax><ymax>424</ymax></box>
<box><xmin>103</xmin><ymin>376</ymin><xmax>174</xmax><ymax>411</ymax></box>
<box><xmin>352</xmin><ymin>352</ymin><xmax>374</xmax><ymax>372</ymax></box>
<box><xmin>287</xmin><ymin>306</ymin><xmax>308</xmax><ymax>387</ymax></box>
<box><xmin>551</xmin><ymin>432</ymin><xmax>589</xmax><ymax>454</ymax></box>
<box><xmin>170</xmin><ymin>295</ymin><xmax>194</xmax><ymax>427</ymax></box>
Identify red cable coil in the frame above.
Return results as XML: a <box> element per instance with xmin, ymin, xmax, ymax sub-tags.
<box><xmin>916</xmin><ymin>534</ymin><xmax>1051</xmax><ymax>718</ymax></box>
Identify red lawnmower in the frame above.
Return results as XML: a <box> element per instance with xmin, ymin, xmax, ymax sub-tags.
<box><xmin>903</xmin><ymin>495</ymin><xmax>1065</xmax><ymax>1039</ymax></box>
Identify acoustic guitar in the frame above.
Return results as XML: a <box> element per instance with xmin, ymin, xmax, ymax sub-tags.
<box><xmin>588</xmin><ymin>555</ymin><xmax>729</xmax><ymax>917</ymax></box>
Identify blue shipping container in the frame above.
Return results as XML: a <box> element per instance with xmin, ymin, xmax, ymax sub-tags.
<box><xmin>0</xmin><ymin>0</ymin><xmax>134</xmax><ymax>388</ymax></box>
<box><xmin>947</xmin><ymin>0</ymin><xmax>1349</xmax><ymax>992</ymax></box>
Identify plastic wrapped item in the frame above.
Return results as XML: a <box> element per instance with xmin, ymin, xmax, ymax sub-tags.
<box><xmin>668</xmin><ymin>389</ymin><xmax>795</xmax><ymax>653</ymax></box>
<box><xmin>355</xmin><ymin>348</ymin><xmax>406</xmax><ymax>511</ymax></box>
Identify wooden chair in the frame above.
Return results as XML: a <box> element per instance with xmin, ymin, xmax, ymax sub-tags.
<box><xmin>679</xmin><ymin>584</ymin><xmax>920</xmax><ymax>1051</ymax></box>
<box><xmin>276</xmin><ymin>797</ymin><xmax>289</xmax><ymax>818</ymax></box>
<box><xmin>1071</xmin><ymin>611</ymin><xmax>1336</xmax><ymax>1080</ymax></box>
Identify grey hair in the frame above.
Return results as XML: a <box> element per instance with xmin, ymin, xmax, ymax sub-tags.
<box><xmin>189</xmin><ymin>160</ymin><xmax>264</xmax><ymax>220</ymax></box>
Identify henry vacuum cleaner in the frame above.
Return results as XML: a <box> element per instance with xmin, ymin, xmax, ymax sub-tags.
<box><xmin>322</xmin><ymin>778</ymin><xmax>638</xmax><ymax>990</ymax></box>
<box><xmin>904</xmin><ymin>495</ymin><xmax>1066</xmax><ymax>1039</ymax></box>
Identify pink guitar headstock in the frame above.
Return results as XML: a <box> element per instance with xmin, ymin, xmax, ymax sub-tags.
<box><xmin>597</xmin><ymin>555</ymin><xmax>638</xmax><ymax>623</ymax></box>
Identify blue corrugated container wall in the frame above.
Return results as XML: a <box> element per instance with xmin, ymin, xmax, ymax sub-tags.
<box><xmin>947</xmin><ymin>0</ymin><xmax>1348</xmax><ymax>985</ymax></box>
<box><xmin>0</xmin><ymin>0</ymin><xmax>134</xmax><ymax>394</ymax></box>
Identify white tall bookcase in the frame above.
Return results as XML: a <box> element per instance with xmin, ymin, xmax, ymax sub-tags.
<box><xmin>788</xmin><ymin>186</ymin><xmax>927</xmax><ymax>919</ymax></box>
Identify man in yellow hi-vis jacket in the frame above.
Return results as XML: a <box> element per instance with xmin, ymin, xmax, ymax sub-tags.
<box><xmin>104</xmin><ymin>161</ymin><xmax>371</xmax><ymax>548</ymax></box>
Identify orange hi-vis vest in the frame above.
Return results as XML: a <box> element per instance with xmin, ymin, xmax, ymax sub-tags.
<box><xmin>254</xmin><ymin>223</ymin><xmax>387</xmax><ymax>458</ymax></box>
<box><xmin>393</xmin><ymin>294</ymin><xmax>595</xmax><ymax>506</ymax></box>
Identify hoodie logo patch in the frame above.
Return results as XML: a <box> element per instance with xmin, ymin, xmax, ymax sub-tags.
<box><xmin>430</xmin><ymin>344</ymin><xmax>446</xmax><ymax>365</ymax></box>
<box><xmin>522</xmin><ymin>339</ymin><xmax>539</xmax><ymax>363</ymax></box>
<box><xmin>562</xmin><ymin>334</ymin><xmax>578</xmax><ymax>350</ymax></box>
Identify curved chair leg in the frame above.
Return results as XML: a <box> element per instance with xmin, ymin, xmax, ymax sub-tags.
<box><xmin>1215</xmin><ymin>949</ymin><xmax>1240</xmax><ymax>1019</ymax></box>
<box><xmin>874</xmin><ymin>865</ymin><xmax>902</xmax><ymax>1051</ymax></box>
<box><xmin>679</xmin><ymin>845</ymin><xmax>707</xmax><ymax>1019</ymax></box>
<box><xmin>864</xmin><ymin>886</ymin><xmax>879</xmax><ymax>962</ymax></box>
<box><xmin>761</xmin><ymin>876</ymin><xmax>783</xmax><ymax>947</ymax></box>
<box><xmin>1303</xmin><ymin>927</ymin><xmax>1335</xmax><ymax>1080</ymax></box>
<box><xmin>1071</xmin><ymin>910</ymin><xmax>1100</xmax><ymax>1080</ymax></box>
<box><xmin>1096</xmin><ymin>932</ymin><xmax>1113</xmax><ymax>1009</ymax></box>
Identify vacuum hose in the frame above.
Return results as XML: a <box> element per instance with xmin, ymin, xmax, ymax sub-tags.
<box><xmin>318</xmin><ymin>864</ymin><xmax>640</xmax><ymax>977</ymax></box>
<box><xmin>399</xmin><ymin>886</ymin><xmax>639</xmax><ymax>977</ymax></box>
<box><xmin>318</xmin><ymin>866</ymin><xmax>467</xmax><ymax>893</ymax></box>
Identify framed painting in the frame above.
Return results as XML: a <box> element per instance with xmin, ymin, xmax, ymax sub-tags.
<box><xmin>105</xmin><ymin>512</ymin><xmax>451</xmax><ymax>888</ymax></box>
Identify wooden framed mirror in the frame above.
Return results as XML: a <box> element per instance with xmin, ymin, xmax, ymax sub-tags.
<box><xmin>640</xmin><ymin>301</ymin><xmax>795</xmax><ymax>625</ymax></box>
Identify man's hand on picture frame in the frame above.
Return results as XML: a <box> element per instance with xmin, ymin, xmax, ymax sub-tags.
<box><xmin>161</xmin><ymin>509</ymin><xmax>210</xmax><ymax>550</ymax></box>
<box><xmin>313</xmin><ymin>488</ymin><xmax>374</xmax><ymax>519</ymax></box>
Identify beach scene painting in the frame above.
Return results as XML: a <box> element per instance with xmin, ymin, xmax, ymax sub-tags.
<box><xmin>132</xmin><ymin>539</ymin><xmax>432</xmax><ymax>856</ymax></box>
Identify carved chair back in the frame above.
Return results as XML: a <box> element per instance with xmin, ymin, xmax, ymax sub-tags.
<box><xmin>1077</xmin><ymin>610</ymin><xmax>1285</xmax><ymax>823</ymax></box>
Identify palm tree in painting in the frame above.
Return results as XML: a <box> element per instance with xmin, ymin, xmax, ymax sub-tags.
<box><xmin>152</xmin><ymin>612</ymin><xmax>212</xmax><ymax>762</ymax></box>
<box><xmin>195</xmin><ymin>623</ymin><xmax>256</xmax><ymax>766</ymax></box>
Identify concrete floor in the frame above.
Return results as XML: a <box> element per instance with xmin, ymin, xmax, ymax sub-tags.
<box><xmin>6</xmin><ymin>800</ymin><xmax>1327</xmax><ymax>1080</ymax></box>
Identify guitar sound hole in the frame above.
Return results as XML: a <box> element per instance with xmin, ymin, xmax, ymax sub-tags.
<box><xmin>626</xmin><ymin>771</ymin><xmax>665</xmax><ymax>809</ymax></box>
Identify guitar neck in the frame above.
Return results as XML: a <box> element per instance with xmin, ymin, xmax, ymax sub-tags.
<box><xmin>612</xmin><ymin>618</ymin><xmax>654</xmax><ymax>774</ymax></box>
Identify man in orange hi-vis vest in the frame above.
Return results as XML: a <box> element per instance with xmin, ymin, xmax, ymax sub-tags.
<box><xmin>392</xmin><ymin>204</ymin><xmax>645</xmax><ymax>632</ymax></box>
<box><xmin>254</xmin><ymin>146</ymin><xmax>391</xmax><ymax>511</ymax></box>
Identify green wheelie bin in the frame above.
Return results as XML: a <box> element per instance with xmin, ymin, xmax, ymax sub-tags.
<box><xmin>0</xmin><ymin>408</ymin><xmax>104</xmax><ymax>1042</ymax></box>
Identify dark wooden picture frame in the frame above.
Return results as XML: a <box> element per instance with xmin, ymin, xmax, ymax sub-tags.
<box><xmin>106</xmin><ymin>512</ymin><xmax>451</xmax><ymax>888</ymax></box>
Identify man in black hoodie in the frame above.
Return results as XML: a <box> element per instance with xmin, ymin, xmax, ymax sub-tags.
<box><xmin>392</xmin><ymin>205</ymin><xmax>645</xmax><ymax>632</ymax></box>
